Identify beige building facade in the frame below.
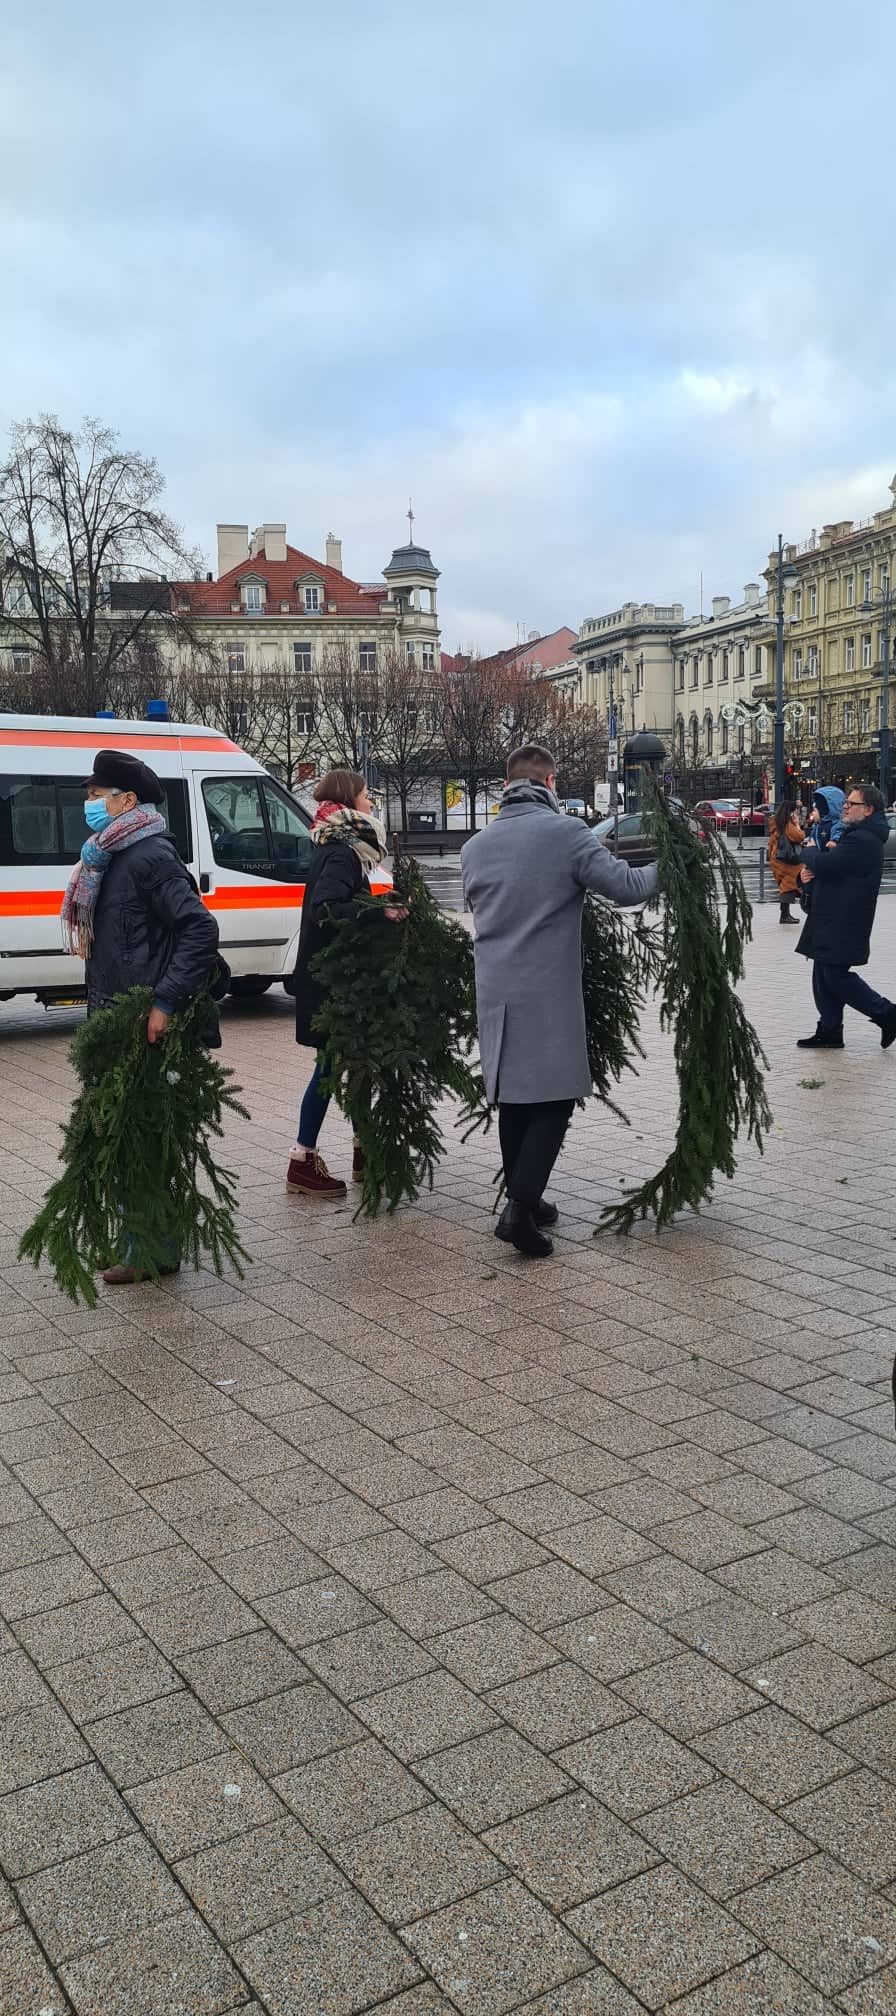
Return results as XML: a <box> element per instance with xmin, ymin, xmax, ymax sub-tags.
<box><xmin>571</xmin><ymin>587</ymin><xmax>771</xmax><ymax>774</ymax></box>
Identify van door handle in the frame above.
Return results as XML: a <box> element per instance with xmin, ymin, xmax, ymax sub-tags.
<box><xmin>199</xmin><ymin>871</ymin><xmax>212</xmax><ymax>894</ymax></box>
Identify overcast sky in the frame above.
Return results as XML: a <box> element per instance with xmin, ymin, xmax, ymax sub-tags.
<box><xmin>3</xmin><ymin>0</ymin><xmax>894</xmax><ymax>649</ymax></box>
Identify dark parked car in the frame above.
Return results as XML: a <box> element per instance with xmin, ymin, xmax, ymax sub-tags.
<box><xmin>593</xmin><ymin>801</ymin><xmax>702</xmax><ymax>866</ymax></box>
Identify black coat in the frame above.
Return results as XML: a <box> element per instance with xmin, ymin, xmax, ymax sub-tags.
<box><xmin>290</xmin><ymin>839</ymin><xmax>380</xmax><ymax>1047</ymax></box>
<box><xmin>796</xmin><ymin>810</ymin><xmax>889</xmax><ymax>968</ymax></box>
<box><xmin>87</xmin><ymin>834</ymin><xmax>221</xmax><ymax>1017</ymax></box>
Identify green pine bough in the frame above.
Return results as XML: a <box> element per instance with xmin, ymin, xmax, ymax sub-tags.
<box><xmin>596</xmin><ymin>786</ymin><xmax>771</xmax><ymax>1235</ymax></box>
<box><xmin>19</xmin><ymin>987</ymin><xmax>250</xmax><ymax>1307</ymax></box>
<box><xmin>311</xmin><ymin>855</ymin><xmax>481</xmax><ymax>1216</ymax></box>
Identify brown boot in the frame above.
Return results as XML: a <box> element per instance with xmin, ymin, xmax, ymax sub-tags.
<box><xmin>352</xmin><ymin>1138</ymin><xmax>365</xmax><ymax>1184</ymax></box>
<box><xmin>286</xmin><ymin>1150</ymin><xmax>347</xmax><ymax>1199</ymax></box>
<box><xmin>102</xmin><ymin>1262</ymin><xmax>180</xmax><ymax>1285</ymax></box>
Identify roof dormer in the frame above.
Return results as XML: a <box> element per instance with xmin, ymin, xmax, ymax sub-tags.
<box><xmin>235</xmin><ymin>570</ymin><xmax>266</xmax><ymax>613</ymax></box>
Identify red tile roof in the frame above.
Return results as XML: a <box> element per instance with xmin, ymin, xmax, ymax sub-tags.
<box><xmin>176</xmin><ymin>544</ymin><xmax>389</xmax><ymax>619</ymax></box>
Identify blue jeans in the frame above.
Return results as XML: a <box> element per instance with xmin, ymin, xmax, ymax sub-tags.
<box><xmin>813</xmin><ymin>963</ymin><xmax>893</xmax><ymax>1032</ymax></box>
<box><xmin>297</xmin><ymin>1055</ymin><xmax>330</xmax><ymax>1147</ymax></box>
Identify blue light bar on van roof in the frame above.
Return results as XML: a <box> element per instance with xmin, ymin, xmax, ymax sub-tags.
<box><xmin>146</xmin><ymin>699</ymin><xmax>170</xmax><ymax>721</ymax></box>
<box><xmin>95</xmin><ymin>709</ymin><xmax>116</xmax><ymax>719</ymax></box>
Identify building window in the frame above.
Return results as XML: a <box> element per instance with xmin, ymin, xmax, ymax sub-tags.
<box><xmin>406</xmin><ymin>641</ymin><xmax>416</xmax><ymax>663</ymax></box>
<box><xmin>720</xmin><ymin>651</ymin><xmax>729</xmax><ymax>683</ymax></box>
<box><xmin>845</xmin><ymin>636</ymin><xmax>855</xmax><ymax>673</ymax></box>
<box><xmin>295</xmin><ymin>702</ymin><xmax>314</xmax><ymax>734</ymax></box>
<box><xmin>861</xmin><ymin>697</ymin><xmax>871</xmax><ymax>735</ymax></box>
<box><xmin>690</xmin><ymin>657</ymin><xmax>698</xmax><ymax>688</ymax></box>
<box><xmin>293</xmin><ymin>642</ymin><xmax>312</xmax><ymax>676</ymax></box>
<box><xmin>737</xmin><ymin>723</ymin><xmax>745</xmax><ymax>753</ymax></box>
<box><xmin>881</xmin><ymin>565</ymin><xmax>890</xmax><ymax>595</ymax></box>
<box><xmin>11</xmin><ymin>648</ymin><xmax>31</xmax><ymax>676</ymax></box>
<box><xmin>806</xmin><ymin>646</ymin><xmax>819</xmax><ymax>678</ymax></box>
<box><xmin>304</xmin><ymin>585</ymin><xmax>320</xmax><ymax>612</ymax></box>
<box><xmin>878</xmin><ymin>692</ymin><xmax>885</xmax><ymax>729</ymax></box>
<box><xmin>705</xmin><ymin>655</ymin><xmax>713</xmax><ymax>686</ymax></box>
<box><xmin>721</xmin><ymin>719</ymin><xmax>729</xmax><ymax>754</ymax></box>
<box><xmin>690</xmin><ymin>718</ymin><xmax>699</xmax><ymax>763</ymax></box>
<box><xmin>243</xmin><ymin>583</ymin><xmax>262</xmax><ymax>612</ymax></box>
<box><xmin>736</xmin><ymin>647</ymin><xmax>745</xmax><ymax>680</ymax></box>
<box><xmin>862</xmin><ymin>633</ymin><xmax>872</xmax><ymax>668</ymax></box>
<box><xmin>422</xmin><ymin>641</ymin><xmax>435</xmax><ymax>670</ymax></box>
<box><xmin>705</xmin><ymin>716</ymin><xmax>713</xmax><ymax>757</ymax></box>
<box><xmin>845</xmin><ymin>573</ymin><xmax>855</xmax><ymax>607</ymax></box>
<box><xmin>359</xmin><ymin>641</ymin><xmax>377</xmax><ymax>673</ymax></box>
<box><xmin>809</xmin><ymin>583</ymin><xmax>818</xmax><ymax>617</ymax></box>
<box><xmin>808</xmin><ymin>706</ymin><xmax>818</xmax><ymax>737</ymax></box>
<box><xmin>792</xmin><ymin>589</ymin><xmax>802</xmax><ymax>619</ymax></box>
<box><xmin>754</xmin><ymin>645</ymin><xmax>762</xmax><ymax>677</ymax></box>
<box><xmin>226</xmin><ymin>644</ymin><xmax>246</xmax><ymax>675</ymax></box>
<box><xmin>862</xmin><ymin>567</ymin><xmax>872</xmax><ymax>602</ymax></box>
<box><xmin>843</xmin><ymin>701</ymin><xmax>855</xmax><ymax>735</ymax></box>
<box><xmin>793</xmin><ymin>649</ymin><xmax>803</xmax><ymax>681</ymax></box>
<box><xmin>677</xmin><ymin>659</ymin><xmax>685</xmax><ymax>691</ymax></box>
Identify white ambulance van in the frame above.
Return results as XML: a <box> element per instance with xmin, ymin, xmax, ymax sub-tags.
<box><xmin>0</xmin><ymin>713</ymin><xmax>389</xmax><ymax>1007</ymax></box>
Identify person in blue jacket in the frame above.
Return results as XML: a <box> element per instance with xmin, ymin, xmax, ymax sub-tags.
<box><xmin>796</xmin><ymin>784</ymin><xmax>896</xmax><ymax>1049</ymax></box>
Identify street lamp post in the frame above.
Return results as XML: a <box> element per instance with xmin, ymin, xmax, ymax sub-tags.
<box><xmin>774</xmin><ymin>532</ymin><xmax>799</xmax><ymax>806</ymax></box>
<box><xmin>860</xmin><ymin>579</ymin><xmax>893</xmax><ymax>804</ymax></box>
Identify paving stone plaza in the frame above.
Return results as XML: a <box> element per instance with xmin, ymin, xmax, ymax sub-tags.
<box><xmin>1</xmin><ymin>900</ymin><xmax>895</xmax><ymax>2015</ymax></box>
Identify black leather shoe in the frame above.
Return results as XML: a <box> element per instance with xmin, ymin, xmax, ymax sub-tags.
<box><xmin>880</xmin><ymin>1008</ymin><xmax>896</xmax><ymax>1050</ymax></box>
<box><xmin>796</xmin><ymin>1030</ymin><xmax>844</xmax><ymax>1048</ymax></box>
<box><xmin>495</xmin><ymin>1200</ymin><xmax>553</xmax><ymax>1259</ymax></box>
<box><xmin>495</xmin><ymin>1198</ymin><xmax>558</xmax><ymax>1241</ymax></box>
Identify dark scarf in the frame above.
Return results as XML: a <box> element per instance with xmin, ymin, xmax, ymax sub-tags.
<box><xmin>500</xmin><ymin>779</ymin><xmax>562</xmax><ymax>814</ymax></box>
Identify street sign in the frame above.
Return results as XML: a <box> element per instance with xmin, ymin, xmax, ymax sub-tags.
<box><xmin>608</xmin><ymin>752</ymin><xmax>618</xmax><ymax>775</ymax></box>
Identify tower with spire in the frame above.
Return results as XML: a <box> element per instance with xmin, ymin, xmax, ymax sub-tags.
<box><xmin>383</xmin><ymin>508</ymin><xmax>440</xmax><ymax>667</ymax></box>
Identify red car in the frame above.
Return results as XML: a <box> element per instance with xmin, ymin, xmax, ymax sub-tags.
<box><xmin>693</xmin><ymin>798</ymin><xmax>769</xmax><ymax>834</ymax></box>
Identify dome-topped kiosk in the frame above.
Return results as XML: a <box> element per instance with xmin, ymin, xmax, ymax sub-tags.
<box><xmin>383</xmin><ymin>510</ymin><xmax>440</xmax><ymax>664</ymax></box>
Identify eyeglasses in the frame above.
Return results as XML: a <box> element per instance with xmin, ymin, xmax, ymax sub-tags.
<box><xmin>846</xmin><ymin>798</ymin><xmax>865</xmax><ymax>808</ymax></box>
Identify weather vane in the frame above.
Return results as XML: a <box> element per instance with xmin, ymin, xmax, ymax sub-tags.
<box><xmin>407</xmin><ymin>498</ymin><xmax>415</xmax><ymax>543</ymax></box>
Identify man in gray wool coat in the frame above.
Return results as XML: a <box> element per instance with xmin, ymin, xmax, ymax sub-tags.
<box><xmin>461</xmin><ymin>744</ymin><xmax>658</xmax><ymax>1258</ymax></box>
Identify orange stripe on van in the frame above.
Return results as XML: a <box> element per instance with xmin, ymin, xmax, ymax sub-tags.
<box><xmin>0</xmin><ymin>729</ymin><xmax>240</xmax><ymax>753</ymax></box>
<box><xmin>0</xmin><ymin>880</ymin><xmax>390</xmax><ymax>921</ymax></box>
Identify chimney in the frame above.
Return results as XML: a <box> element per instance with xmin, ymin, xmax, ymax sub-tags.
<box><xmin>711</xmin><ymin>595</ymin><xmax>730</xmax><ymax>619</ymax></box>
<box><xmin>250</xmin><ymin>523</ymin><xmax>286</xmax><ymax>564</ymax></box>
<box><xmin>326</xmin><ymin>533</ymin><xmax>343</xmax><ymax>574</ymax></box>
<box><xmin>217</xmin><ymin>524</ymin><xmax>248</xmax><ymax>578</ymax></box>
<box><xmin>743</xmin><ymin>582</ymin><xmax>760</xmax><ymax>607</ymax></box>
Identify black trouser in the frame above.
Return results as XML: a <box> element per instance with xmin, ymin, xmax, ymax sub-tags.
<box><xmin>812</xmin><ymin>962</ymin><xmax>893</xmax><ymax>1032</ymax></box>
<box><xmin>498</xmin><ymin>1100</ymin><xmax>574</xmax><ymax>1211</ymax></box>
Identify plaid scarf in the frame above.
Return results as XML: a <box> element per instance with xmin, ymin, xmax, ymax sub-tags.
<box><xmin>62</xmin><ymin>804</ymin><xmax>166</xmax><ymax>957</ymax></box>
<box><xmin>311</xmin><ymin>801</ymin><xmax>387</xmax><ymax>875</ymax></box>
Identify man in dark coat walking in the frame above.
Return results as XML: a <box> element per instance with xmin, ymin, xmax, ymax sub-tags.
<box><xmin>68</xmin><ymin>749</ymin><xmax>220</xmax><ymax>1281</ymax></box>
<box><xmin>796</xmin><ymin>784</ymin><xmax>896</xmax><ymax>1050</ymax></box>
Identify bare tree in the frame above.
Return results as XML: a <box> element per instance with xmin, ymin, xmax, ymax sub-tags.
<box><xmin>438</xmin><ymin>654</ymin><xmax>507</xmax><ymax>831</ymax></box>
<box><xmin>315</xmin><ymin>635</ymin><xmax>392</xmax><ymax>772</ymax></box>
<box><xmin>547</xmin><ymin>690</ymin><xmax>606</xmax><ymax>804</ymax></box>
<box><xmin>0</xmin><ymin>414</ymin><xmax>203</xmax><ymax>714</ymax></box>
<box><xmin>374</xmin><ymin>646</ymin><xmax>442</xmax><ymax>830</ymax></box>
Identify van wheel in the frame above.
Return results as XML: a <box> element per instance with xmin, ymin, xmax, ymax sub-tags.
<box><xmin>229</xmin><ymin>977</ymin><xmax>273</xmax><ymax>998</ymax></box>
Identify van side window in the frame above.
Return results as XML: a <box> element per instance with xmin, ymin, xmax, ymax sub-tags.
<box><xmin>0</xmin><ymin>775</ymin><xmax>191</xmax><ymax>866</ymax></box>
<box><xmin>202</xmin><ymin>777</ymin><xmax>312</xmax><ymax>881</ymax></box>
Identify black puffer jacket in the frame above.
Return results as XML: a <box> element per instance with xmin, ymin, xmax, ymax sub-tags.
<box><xmin>796</xmin><ymin>809</ymin><xmax>889</xmax><ymax>968</ymax></box>
<box><xmin>86</xmin><ymin>834</ymin><xmax>220</xmax><ymax>1017</ymax></box>
<box><xmin>290</xmin><ymin>839</ymin><xmax>382</xmax><ymax>1047</ymax></box>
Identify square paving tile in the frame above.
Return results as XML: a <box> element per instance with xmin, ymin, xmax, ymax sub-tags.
<box><xmin>785</xmin><ymin>1771</ymin><xmax>896</xmax><ymax>1885</ymax></box>
<box><xmin>488</xmin><ymin>1662</ymin><xmax>629</xmax><ymax>1749</ymax></box>
<box><xmin>742</xmin><ymin>1644</ymin><xmax>890</xmax><ymax>1732</ymax></box>
<box><xmin>355</xmin><ymin>1670</ymin><xmax>500</xmax><ymax>1761</ymax></box>
<box><xmin>57</xmin><ymin>1912</ymin><xmax>243</xmax><ymax>2016</ymax></box>
<box><xmin>568</xmin><ymin>1863</ymin><xmax>759</xmax><ymax>2010</ymax></box>
<box><xmin>0</xmin><ymin>1763</ymin><xmax>132</xmax><ymax>1878</ymax></box>
<box><xmin>378</xmin><ymin>1567</ymin><xmax>496</xmax><ymax>1635</ymax></box>
<box><xmin>222</xmin><ymin>1682</ymin><xmax>364</xmax><ymax>1773</ymax></box>
<box><xmin>128</xmin><ymin>1748</ymin><xmax>284</xmax><ymax>1859</ymax></box>
<box><xmin>276</xmin><ymin>1736</ymin><xmax>430</xmax><ymax>1845</ymax></box>
<box><xmin>416</xmin><ymin>1726</ymin><xmax>571</xmax><ymax>1830</ymax></box>
<box><xmin>671</xmin><ymin>1594</ymin><xmax>805</xmax><ymax>1671</ymax></box>
<box><xmin>402</xmin><ymin>1877</ymin><xmax>590</xmax><ymax>2016</ymax></box>
<box><xmin>175</xmin><ymin>1629</ymin><xmax>308</xmax><ymax>1712</ymax></box>
<box><xmin>236</xmin><ymin>1887</ymin><xmax>421</xmax><ymax>2014</ymax></box>
<box><xmin>175</xmin><ymin>1814</ymin><xmax>344</xmax><ymax>1941</ymax></box>
<box><xmin>18</xmin><ymin>1832</ymin><xmax>184</xmax><ymax>1962</ymax></box>
<box><xmin>614</xmin><ymin>1651</ymin><xmax>763</xmax><ymax>1739</ymax></box>
<box><xmin>0</xmin><ymin>1699</ymin><xmax>88</xmax><ymax>1794</ymax></box>
<box><xmin>549</xmin><ymin>1604</ymin><xmax>681</xmax><ymax>1680</ymax></box>
<box><xmin>558</xmin><ymin>1715</ymin><xmax>715</xmax><ymax>1818</ymax></box>
<box><xmin>831</xmin><ymin>1702</ymin><xmax>896</xmax><ymax>1780</ymax></box>
<box><xmin>255</xmin><ymin>1574</ymin><xmax>381</xmax><ymax>1648</ymax></box>
<box><xmin>434</xmin><ymin>1521</ymin><xmax>550</xmax><ymax>1584</ymax></box>
<box><xmin>324</xmin><ymin>1527</ymin><xmax>439</xmax><ymax>1589</ymax></box>
<box><xmin>429</xmin><ymin>1614</ymin><xmax>558</xmax><ymax>1691</ymax></box>
<box><xmin>694</xmin><ymin>1706</ymin><xmax>855</xmax><ymax>1806</ymax></box>
<box><xmin>336</xmin><ymin>1803</ymin><xmax>502</xmax><ymax>1923</ymax></box>
<box><xmin>300</xmin><ymin>1618</ymin><xmax>436</xmax><ymax>1700</ymax></box>
<box><xmin>600</xmin><ymin>1556</ymin><xmax>722</xmax><ymax>1621</ymax></box>
<box><xmin>788</xmin><ymin>1591</ymin><xmax>896</xmax><ymax>1664</ymax></box>
<box><xmin>836</xmin><ymin>1968</ymin><xmax>896</xmax><ymax>2012</ymax></box>
<box><xmin>85</xmin><ymin>1690</ymin><xmax>227</xmax><ymax>1787</ymax></box>
<box><xmin>485</xmin><ymin>1788</ymin><xmax>658</xmax><ymax>1909</ymax></box>
<box><xmin>486</xmin><ymin>1562</ymin><xmax>600</xmax><ymax>1630</ymax></box>
<box><xmin>545</xmin><ymin>1514</ymin><xmax>657</xmax><ymax>1577</ymax></box>
<box><xmin>0</xmin><ymin>1923</ymin><xmax>71</xmax><ymax>2016</ymax></box>
<box><xmin>732</xmin><ymin>1855</ymin><xmax>896</xmax><ymax>1995</ymax></box>
<box><xmin>664</xmin><ymin>1950</ymin><xmax>830</xmax><ymax>2012</ymax></box>
<box><xmin>638</xmin><ymin>1780</ymin><xmax>811</xmax><ymax>1898</ymax></box>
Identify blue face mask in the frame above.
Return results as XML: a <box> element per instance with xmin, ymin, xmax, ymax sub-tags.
<box><xmin>84</xmin><ymin>798</ymin><xmax>113</xmax><ymax>833</ymax></box>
